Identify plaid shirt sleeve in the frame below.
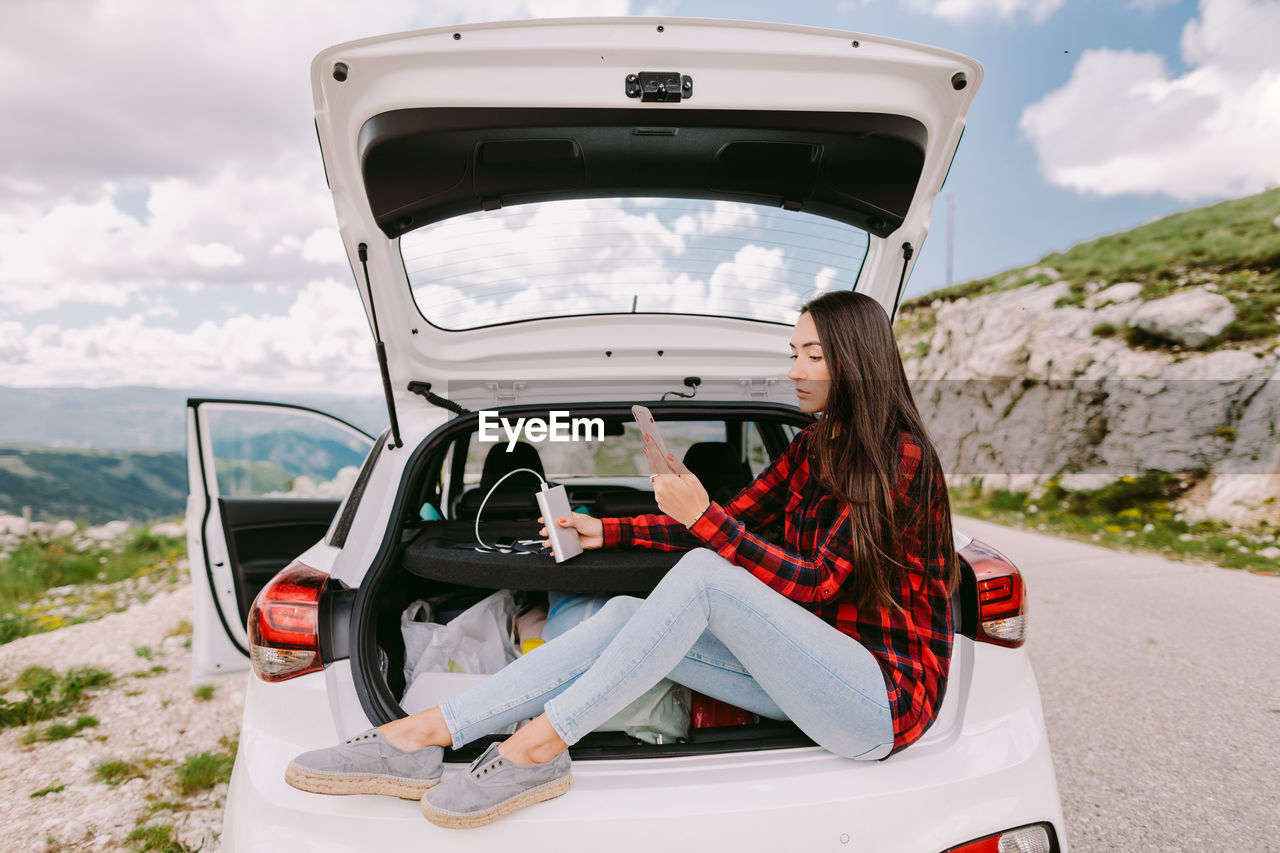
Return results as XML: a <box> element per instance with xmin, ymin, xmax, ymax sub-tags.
<box><xmin>686</xmin><ymin>496</ymin><xmax>851</xmax><ymax>605</ymax></box>
<box><xmin>599</xmin><ymin>429</ymin><xmax>801</xmax><ymax>551</ymax></box>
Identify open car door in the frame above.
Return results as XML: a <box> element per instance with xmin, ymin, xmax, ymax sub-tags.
<box><xmin>185</xmin><ymin>399</ymin><xmax>375</xmax><ymax>678</ymax></box>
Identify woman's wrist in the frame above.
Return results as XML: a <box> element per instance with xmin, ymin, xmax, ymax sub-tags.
<box><xmin>687</xmin><ymin>501</ymin><xmax>712</xmax><ymax>528</ymax></box>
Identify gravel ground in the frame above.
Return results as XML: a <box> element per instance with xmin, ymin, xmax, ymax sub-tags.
<box><xmin>0</xmin><ymin>581</ymin><xmax>245</xmax><ymax>852</ymax></box>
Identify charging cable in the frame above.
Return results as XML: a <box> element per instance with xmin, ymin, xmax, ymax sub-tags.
<box><xmin>473</xmin><ymin>467</ymin><xmax>549</xmax><ymax>554</ymax></box>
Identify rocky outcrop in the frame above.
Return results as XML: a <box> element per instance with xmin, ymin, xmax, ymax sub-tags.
<box><xmin>898</xmin><ymin>278</ymin><xmax>1280</xmax><ymax>525</ymax></box>
<box><xmin>1129</xmin><ymin>290</ymin><xmax>1236</xmax><ymax>347</ymax></box>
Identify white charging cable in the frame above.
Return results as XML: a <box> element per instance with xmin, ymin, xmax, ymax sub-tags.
<box><xmin>473</xmin><ymin>467</ymin><xmax>547</xmax><ymax>553</ymax></box>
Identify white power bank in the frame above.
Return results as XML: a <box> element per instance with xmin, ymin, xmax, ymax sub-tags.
<box><xmin>535</xmin><ymin>483</ymin><xmax>583</xmax><ymax>562</ymax></box>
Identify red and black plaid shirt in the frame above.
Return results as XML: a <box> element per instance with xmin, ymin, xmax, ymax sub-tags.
<box><xmin>600</xmin><ymin>425</ymin><xmax>953</xmax><ymax>756</ymax></box>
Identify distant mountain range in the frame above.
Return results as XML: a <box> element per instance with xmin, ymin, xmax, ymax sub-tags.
<box><xmin>0</xmin><ymin>386</ymin><xmax>389</xmax><ymax>452</ymax></box>
<box><xmin>0</xmin><ymin>446</ymin><xmax>186</xmax><ymax>524</ymax></box>
<box><xmin>0</xmin><ymin>386</ymin><xmax>388</xmax><ymax>523</ymax></box>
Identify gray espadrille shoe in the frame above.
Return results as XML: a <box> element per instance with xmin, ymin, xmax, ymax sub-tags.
<box><xmin>285</xmin><ymin>728</ymin><xmax>443</xmax><ymax>800</ymax></box>
<box><xmin>420</xmin><ymin>742</ymin><xmax>573</xmax><ymax>828</ymax></box>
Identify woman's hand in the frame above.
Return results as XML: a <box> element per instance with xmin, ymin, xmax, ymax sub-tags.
<box><xmin>539</xmin><ymin>512</ymin><xmax>604</xmax><ymax>551</ymax></box>
<box><xmin>652</xmin><ymin>473</ymin><xmax>711</xmax><ymax>528</ymax></box>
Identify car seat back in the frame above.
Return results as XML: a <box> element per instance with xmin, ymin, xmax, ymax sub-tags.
<box><xmin>456</xmin><ymin>441</ymin><xmax>546</xmax><ymax>520</ymax></box>
<box><xmin>682</xmin><ymin>441</ymin><xmax>753</xmax><ymax>504</ymax></box>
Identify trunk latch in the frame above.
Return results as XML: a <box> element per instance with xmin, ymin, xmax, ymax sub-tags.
<box><xmin>739</xmin><ymin>378</ymin><xmax>783</xmax><ymax>399</ymax></box>
<box><xmin>485</xmin><ymin>381</ymin><xmax>527</xmax><ymax>403</ymax></box>
<box><xmin>625</xmin><ymin>72</ymin><xmax>692</xmax><ymax>102</ymax></box>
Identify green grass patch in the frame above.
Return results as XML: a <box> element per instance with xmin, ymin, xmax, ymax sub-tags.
<box><xmin>1121</xmin><ymin>323</ymin><xmax>1173</xmax><ymax>350</ymax></box>
<box><xmin>135</xmin><ymin>646</ymin><xmax>154</xmax><ymax>661</ymax></box>
<box><xmin>0</xmin><ymin>529</ymin><xmax>184</xmax><ymax>608</ymax></box>
<box><xmin>30</xmin><ymin>783</ymin><xmax>66</xmax><ymax>798</ymax></box>
<box><xmin>908</xmin><ymin>188</ymin><xmax>1280</xmax><ymax>325</ymax></box>
<box><xmin>94</xmin><ymin>755</ymin><xmax>164</xmax><ymax>787</ymax></box>
<box><xmin>164</xmin><ymin>620</ymin><xmax>191</xmax><ymax>638</ymax></box>
<box><xmin>955</xmin><ymin>472</ymin><xmax>1280</xmax><ymax>575</ymax></box>
<box><xmin>173</xmin><ymin>738</ymin><xmax>237</xmax><ymax>796</ymax></box>
<box><xmin>1039</xmin><ymin>189</ymin><xmax>1280</xmax><ymax>285</ymax></box>
<box><xmin>125</xmin><ymin>823</ymin><xmax>195</xmax><ymax>853</ymax></box>
<box><xmin>22</xmin><ymin>714</ymin><xmax>98</xmax><ymax>744</ymax></box>
<box><xmin>901</xmin><ymin>273</ymin><xmax>1000</xmax><ymax>311</ymax></box>
<box><xmin>132</xmin><ymin>665</ymin><xmax>169</xmax><ymax>679</ymax></box>
<box><xmin>0</xmin><ymin>609</ymin><xmax>37</xmax><ymax>644</ymax></box>
<box><xmin>0</xmin><ymin>525</ymin><xmax>186</xmax><ymax>643</ymax></box>
<box><xmin>1091</xmin><ymin>321</ymin><xmax>1118</xmax><ymax>338</ymax></box>
<box><xmin>0</xmin><ymin>666</ymin><xmax>113</xmax><ymax>728</ymax></box>
<box><xmin>192</xmin><ymin>684</ymin><xmax>216</xmax><ymax>702</ymax></box>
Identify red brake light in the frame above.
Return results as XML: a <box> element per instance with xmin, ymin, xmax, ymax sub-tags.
<box><xmin>247</xmin><ymin>561</ymin><xmax>327</xmax><ymax>682</ymax></box>
<box><xmin>959</xmin><ymin>538</ymin><xmax>1027</xmax><ymax>648</ymax></box>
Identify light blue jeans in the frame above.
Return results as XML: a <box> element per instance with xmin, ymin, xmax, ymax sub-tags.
<box><xmin>438</xmin><ymin>548</ymin><xmax>894</xmax><ymax>760</ymax></box>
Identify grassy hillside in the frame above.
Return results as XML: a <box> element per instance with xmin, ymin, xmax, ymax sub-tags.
<box><xmin>0</xmin><ymin>447</ymin><xmax>186</xmax><ymax>524</ymax></box>
<box><xmin>904</xmin><ymin>188</ymin><xmax>1280</xmax><ymax>344</ymax></box>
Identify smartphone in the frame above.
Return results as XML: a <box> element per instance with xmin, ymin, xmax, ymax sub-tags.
<box><xmin>631</xmin><ymin>405</ymin><xmax>690</xmax><ymax>477</ymax></box>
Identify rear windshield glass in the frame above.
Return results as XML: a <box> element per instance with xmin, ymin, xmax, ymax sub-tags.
<box><xmin>399</xmin><ymin>198</ymin><xmax>868</xmax><ymax>330</ymax></box>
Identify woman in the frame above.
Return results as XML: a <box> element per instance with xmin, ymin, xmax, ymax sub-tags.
<box><xmin>286</xmin><ymin>291</ymin><xmax>958</xmax><ymax>830</ymax></box>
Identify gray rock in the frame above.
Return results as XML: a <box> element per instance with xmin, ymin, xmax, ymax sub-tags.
<box><xmin>998</xmin><ymin>266</ymin><xmax>1061</xmax><ymax>289</ymax></box>
<box><xmin>1085</xmin><ymin>281</ymin><xmax>1143</xmax><ymax>309</ymax></box>
<box><xmin>1026</xmin><ymin>266</ymin><xmax>1061</xmax><ymax>280</ymax></box>
<box><xmin>1128</xmin><ymin>290</ymin><xmax>1235</xmax><ymax>347</ymax></box>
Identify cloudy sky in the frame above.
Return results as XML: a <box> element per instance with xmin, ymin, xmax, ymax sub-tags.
<box><xmin>1</xmin><ymin>0</ymin><xmax>1277</xmax><ymax>397</ymax></box>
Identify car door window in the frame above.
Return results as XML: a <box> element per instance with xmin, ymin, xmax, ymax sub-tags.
<box><xmin>744</xmin><ymin>421</ymin><xmax>772</xmax><ymax>477</ymax></box>
<box><xmin>204</xmin><ymin>407</ymin><xmax>374</xmax><ymax>498</ymax></box>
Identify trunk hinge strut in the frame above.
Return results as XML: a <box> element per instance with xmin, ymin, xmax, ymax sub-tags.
<box><xmin>407</xmin><ymin>381</ymin><xmax>471</xmax><ymax>415</ymax></box>
<box><xmin>357</xmin><ymin>243</ymin><xmax>403</xmax><ymax>449</ymax></box>
<box><xmin>890</xmin><ymin>241</ymin><xmax>915</xmax><ymax>320</ymax></box>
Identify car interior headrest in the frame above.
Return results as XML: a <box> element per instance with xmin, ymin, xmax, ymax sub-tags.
<box><xmin>479</xmin><ymin>441</ymin><xmax>545</xmax><ymax>492</ymax></box>
<box><xmin>682</xmin><ymin>441</ymin><xmax>752</xmax><ymax>504</ymax></box>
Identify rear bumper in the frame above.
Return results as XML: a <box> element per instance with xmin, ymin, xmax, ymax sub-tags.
<box><xmin>221</xmin><ymin>643</ymin><xmax>1067</xmax><ymax>852</ymax></box>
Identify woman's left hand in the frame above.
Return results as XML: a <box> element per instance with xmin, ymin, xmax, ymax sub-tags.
<box><xmin>652</xmin><ymin>473</ymin><xmax>711</xmax><ymax>528</ymax></box>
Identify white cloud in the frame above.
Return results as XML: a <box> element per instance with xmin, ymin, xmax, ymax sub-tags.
<box><xmin>1020</xmin><ymin>0</ymin><xmax>1280</xmax><ymax>200</ymax></box>
<box><xmin>0</xmin><ymin>166</ymin><xmax>347</xmax><ymax>313</ymax></box>
<box><xmin>2</xmin><ymin>280</ymin><xmax>379</xmax><ymax>394</ymax></box>
<box><xmin>707</xmin><ymin>245</ymin><xmax>796</xmax><ymax>317</ymax></box>
<box><xmin>0</xmin><ymin>0</ymin><xmax>634</xmax><ymax>364</ymax></box>
<box><xmin>302</xmin><ymin>228</ymin><xmax>347</xmax><ymax>264</ymax></box>
<box><xmin>187</xmin><ymin>243</ymin><xmax>246</xmax><ymax>269</ymax></box>
<box><xmin>908</xmin><ymin>0</ymin><xmax>1065</xmax><ymax>23</ymax></box>
<box><xmin>673</xmin><ymin>201</ymin><xmax>761</xmax><ymax>237</ymax></box>
<box><xmin>0</xmin><ymin>0</ymin><xmax>629</xmax><ymax>205</ymax></box>
<box><xmin>403</xmin><ymin>198</ymin><xmax>690</xmax><ymax>327</ymax></box>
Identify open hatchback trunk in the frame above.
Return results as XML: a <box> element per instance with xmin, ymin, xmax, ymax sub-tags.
<box><xmin>310</xmin><ymin>16</ymin><xmax>982</xmax><ymax>418</ymax></box>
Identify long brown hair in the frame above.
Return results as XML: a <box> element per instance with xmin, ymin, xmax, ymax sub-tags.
<box><xmin>799</xmin><ymin>291</ymin><xmax>958</xmax><ymax>609</ymax></box>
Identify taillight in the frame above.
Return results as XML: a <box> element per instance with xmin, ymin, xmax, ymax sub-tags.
<box><xmin>247</xmin><ymin>561</ymin><xmax>327</xmax><ymax>682</ymax></box>
<box><xmin>941</xmin><ymin>822</ymin><xmax>1054</xmax><ymax>852</ymax></box>
<box><xmin>959</xmin><ymin>538</ymin><xmax>1027</xmax><ymax>648</ymax></box>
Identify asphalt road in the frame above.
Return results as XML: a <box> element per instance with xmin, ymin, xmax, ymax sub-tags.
<box><xmin>956</xmin><ymin>517</ymin><xmax>1280</xmax><ymax>852</ymax></box>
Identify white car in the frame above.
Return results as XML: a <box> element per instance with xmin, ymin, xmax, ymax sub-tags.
<box><xmin>186</xmin><ymin>17</ymin><xmax>1068</xmax><ymax>852</ymax></box>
